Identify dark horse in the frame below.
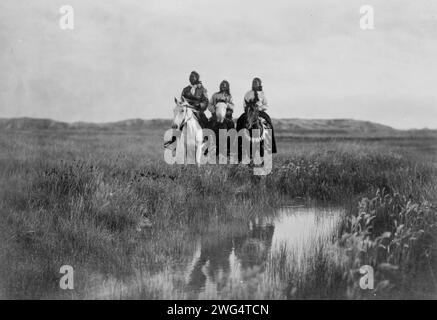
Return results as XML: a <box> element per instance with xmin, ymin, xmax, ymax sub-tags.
<box><xmin>236</xmin><ymin>100</ymin><xmax>277</xmax><ymax>162</ymax></box>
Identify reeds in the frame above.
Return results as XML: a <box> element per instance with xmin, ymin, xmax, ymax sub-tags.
<box><xmin>0</xmin><ymin>131</ymin><xmax>436</xmax><ymax>299</ymax></box>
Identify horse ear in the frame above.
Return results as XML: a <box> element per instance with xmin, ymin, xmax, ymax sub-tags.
<box><xmin>181</xmin><ymin>96</ymin><xmax>186</xmax><ymax>103</ymax></box>
<box><xmin>174</xmin><ymin>97</ymin><xmax>178</xmax><ymax>104</ymax></box>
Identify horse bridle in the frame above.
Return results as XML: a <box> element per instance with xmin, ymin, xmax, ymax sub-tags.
<box><xmin>177</xmin><ymin>103</ymin><xmax>198</xmax><ymax>130</ymax></box>
<box><xmin>245</xmin><ymin>100</ymin><xmax>267</xmax><ymax>140</ymax></box>
<box><xmin>246</xmin><ymin>101</ymin><xmax>260</xmax><ymax>127</ymax></box>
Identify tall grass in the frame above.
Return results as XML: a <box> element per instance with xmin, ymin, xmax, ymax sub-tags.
<box><xmin>0</xmin><ymin>130</ymin><xmax>436</xmax><ymax>299</ymax></box>
<box><xmin>338</xmin><ymin>191</ymin><xmax>437</xmax><ymax>299</ymax></box>
<box><xmin>269</xmin><ymin>190</ymin><xmax>437</xmax><ymax>300</ymax></box>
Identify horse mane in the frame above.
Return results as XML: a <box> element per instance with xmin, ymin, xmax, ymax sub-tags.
<box><xmin>245</xmin><ymin>99</ymin><xmax>257</xmax><ymax>108</ymax></box>
<box><xmin>245</xmin><ymin>99</ymin><xmax>259</xmax><ymax>116</ymax></box>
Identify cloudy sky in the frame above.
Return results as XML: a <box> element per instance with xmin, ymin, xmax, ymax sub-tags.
<box><xmin>0</xmin><ymin>0</ymin><xmax>436</xmax><ymax>129</ymax></box>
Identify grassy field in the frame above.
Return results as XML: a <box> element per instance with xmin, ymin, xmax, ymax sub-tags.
<box><xmin>0</xmin><ymin>126</ymin><xmax>436</xmax><ymax>299</ymax></box>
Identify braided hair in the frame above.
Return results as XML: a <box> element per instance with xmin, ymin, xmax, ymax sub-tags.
<box><xmin>252</xmin><ymin>77</ymin><xmax>262</xmax><ymax>102</ymax></box>
<box><xmin>219</xmin><ymin>80</ymin><xmax>230</xmax><ymax>95</ymax></box>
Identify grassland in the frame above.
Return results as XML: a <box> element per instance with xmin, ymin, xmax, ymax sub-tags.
<box><xmin>0</xmin><ymin>125</ymin><xmax>436</xmax><ymax>299</ymax></box>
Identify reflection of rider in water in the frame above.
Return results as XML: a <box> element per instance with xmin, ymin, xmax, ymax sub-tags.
<box><xmin>186</xmin><ymin>219</ymin><xmax>275</xmax><ymax>295</ymax></box>
<box><xmin>233</xmin><ymin>221</ymin><xmax>275</xmax><ymax>271</ymax></box>
<box><xmin>186</xmin><ymin>236</ymin><xmax>234</xmax><ymax>295</ymax></box>
<box><xmin>237</xmin><ymin>77</ymin><xmax>277</xmax><ymax>154</ymax></box>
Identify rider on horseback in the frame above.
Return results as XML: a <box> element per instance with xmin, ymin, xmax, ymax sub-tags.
<box><xmin>208</xmin><ymin>80</ymin><xmax>235</xmax><ymax>128</ymax></box>
<box><xmin>181</xmin><ymin>71</ymin><xmax>209</xmax><ymax>128</ymax></box>
<box><xmin>237</xmin><ymin>77</ymin><xmax>277</xmax><ymax>154</ymax></box>
<box><xmin>243</xmin><ymin>78</ymin><xmax>268</xmax><ymax>113</ymax></box>
<box><xmin>164</xmin><ymin>71</ymin><xmax>209</xmax><ymax>149</ymax></box>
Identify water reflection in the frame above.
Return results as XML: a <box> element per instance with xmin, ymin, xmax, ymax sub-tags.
<box><xmin>186</xmin><ymin>218</ymin><xmax>275</xmax><ymax>296</ymax></box>
<box><xmin>85</xmin><ymin>205</ymin><xmax>343</xmax><ymax>299</ymax></box>
<box><xmin>183</xmin><ymin>206</ymin><xmax>341</xmax><ymax>298</ymax></box>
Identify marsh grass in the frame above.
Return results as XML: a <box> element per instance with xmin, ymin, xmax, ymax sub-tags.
<box><xmin>0</xmin><ymin>129</ymin><xmax>436</xmax><ymax>299</ymax></box>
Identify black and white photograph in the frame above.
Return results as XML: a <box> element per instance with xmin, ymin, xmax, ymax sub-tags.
<box><xmin>1</xmin><ymin>0</ymin><xmax>437</xmax><ymax>307</ymax></box>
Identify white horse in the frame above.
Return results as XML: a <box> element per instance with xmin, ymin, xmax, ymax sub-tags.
<box><xmin>172</xmin><ymin>97</ymin><xmax>204</xmax><ymax>165</ymax></box>
<box><xmin>214</xmin><ymin>102</ymin><xmax>228</xmax><ymax>123</ymax></box>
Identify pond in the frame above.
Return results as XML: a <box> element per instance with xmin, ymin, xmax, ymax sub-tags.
<box><xmin>84</xmin><ymin>205</ymin><xmax>344</xmax><ymax>299</ymax></box>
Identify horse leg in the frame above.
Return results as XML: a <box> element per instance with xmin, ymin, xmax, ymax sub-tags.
<box><xmin>195</xmin><ymin>126</ymin><xmax>204</xmax><ymax>166</ymax></box>
<box><xmin>185</xmin><ymin>124</ymin><xmax>197</xmax><ymax>164</ymax></box>
<box><xmin>175</xmin><ymin>128</ymin><xmax>186</xmax><ymax>164</ymax></box>
<box><xmin>196</xmin><ymin>141</ymin><xmax>202</xmax><ymax>166</ymax></box>
<box><xmin>216</xmin><ymin>123</ymin><xmax>227</xmax><ymax>159</ymax></box>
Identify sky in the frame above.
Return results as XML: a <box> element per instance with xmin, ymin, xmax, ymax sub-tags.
<box><xmin>0</xmin><ymin>0</ymin><xmax>436</xmax><ymax>129</ymax></box>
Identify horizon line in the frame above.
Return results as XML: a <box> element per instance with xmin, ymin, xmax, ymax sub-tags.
<box><xmin>0</xmin><ymin>115</ymin><xmax>436</xmax><ymax>131</ymax></box>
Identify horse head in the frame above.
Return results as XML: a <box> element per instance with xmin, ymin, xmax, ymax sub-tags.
<box><xmin>244</xmin><ymin>100</ymin><xmax>270</xmax><ymax>143</ymax></box>
<box><xmin>172</xmin><ymin>97</ymin><xmax>193</xmax><ymax>130</ymax></box>
<box><xmin>215</xmin><ymin>102</ymin><xmax>227</xmax><ymax>123</ymax></box>
<box><xmin>245</xmin><ymin>100</ymin><xmax>263</xmax><ymax>130</ymax></box>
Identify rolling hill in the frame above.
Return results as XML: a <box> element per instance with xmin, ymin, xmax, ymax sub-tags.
<box><xmin>0</xmin><ymin>117</ymin><xmax>169</xmax><ymax>131</ymax></box>
<box><xmin>0</xmin><ymin>117</ymin><xmax>435</xmax><ymax>137</ymax></box>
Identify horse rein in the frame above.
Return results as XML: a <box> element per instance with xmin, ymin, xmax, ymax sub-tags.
<box><xmin>177</xmin><ymin>104</ymin><xmax>197</xmax><ymax>130</ymax></box>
